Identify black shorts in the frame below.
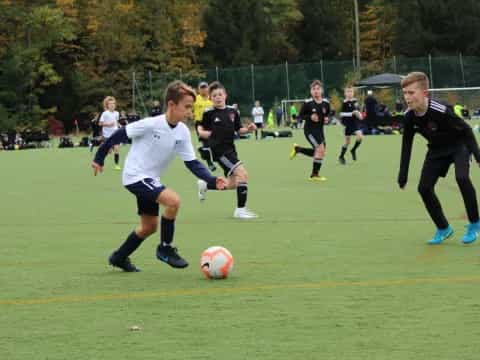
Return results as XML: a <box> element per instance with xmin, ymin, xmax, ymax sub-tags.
<box><xmin>304</xmin><ymin>130</ymin><xmax>325</xmax><ymax>148</ymax></box>
<box><xmin>213</xmin><ymin>148</ymin><xmax>242</xmax><ymax>176</ymax></box>
<box><xmin>125</xmin><ymin>178</ymin><xmax>166</xmax><ymax>216</ymax></box>
<box><xmin>421</xmin><ymin>145</ymin><xmax>470</xmax><ymax>181</ymax></box>
<box><xmin>344</xmin><ymin>120</ymin><xmax>361</xmax><ymax>136</ymax></box>
<box><xmin>255</xmin><ymin>122</ymin><xmax>264</xmax><ymax>129</ymax></box>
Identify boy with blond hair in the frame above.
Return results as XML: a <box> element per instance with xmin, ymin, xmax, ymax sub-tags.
<box><xmin>398</xmin><ymin>71</ymin><xmax>480</xmax><ymax>244</ymax></box>
<box><xmin>99</xmin><ymin>96</ymin><xmax>121</xmax><ymax>170</ymax></box>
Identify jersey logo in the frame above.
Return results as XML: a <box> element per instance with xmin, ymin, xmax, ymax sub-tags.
<box><xmin>229</xmin><ymin>112</ymin><xmax>235</xmax><ymax>122</ymax></box>
<box><xmin>153</xmin><ymin>134</ymin><xmax>161</xmax><ymax>140</ymax></box>
<box><xmin>427</xmin><ymin>121</ymin><xmax>438</xmax><ymax>132</ymax></box>
<box><xmin>214</xmin><ymin>117</ymin><xmax>221</xmax><ymax>123</ymax></box>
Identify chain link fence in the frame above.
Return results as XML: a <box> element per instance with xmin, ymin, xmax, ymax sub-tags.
<box><xmin>134</xmin><ymin>55</ymin><xmax>480</xmax><ymax>118</ymax></box>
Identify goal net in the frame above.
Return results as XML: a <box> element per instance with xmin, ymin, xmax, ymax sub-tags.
<box><xmin>429</xmin><ymin>87</ymin><xmax>480</xmax><ymax>119</ymax></box>
<box><xmin>281</xmin><ymin>99</ymin><xmax>308</xmax><ymax>127</ymax></box>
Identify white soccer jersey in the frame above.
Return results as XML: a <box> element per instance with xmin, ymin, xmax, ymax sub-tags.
<box><xmin>122</xmin><ymin>115</ymin><xmax>196</xmax><ymax>186</ymax></box>
<box><xmin>252</xmin><ymin>106</ymin><xmax>264</xmax><ymax>124</ymax></box>
<box><xmin>100</xmin><ymin>110</ymin><xmax>119</xmax><ymax>138</ymax></box>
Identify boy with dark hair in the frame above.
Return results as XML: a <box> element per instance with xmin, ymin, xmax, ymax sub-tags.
<box><xmin>92</xmin><ymin>80</ymin><xmax>226</xmax><ymax>272</ymax></box>
<box><xmin>289</xmin><ymin>80</ymin><xmax>330</xmax><ymax>181</ymax></box>
<box><xmin>197</xmin><ymin>81</ymin><xmax>258</xmax><ymax>219</ymax></box>
<box><xmin>398</xmin><ymin>71</ymin><xmax>480</xmax><ymax>244</ymax></box>
<box><xmin>339</xmin><ymin>86</ymin><xmax>363</xmax><ymax>164</ymax></box>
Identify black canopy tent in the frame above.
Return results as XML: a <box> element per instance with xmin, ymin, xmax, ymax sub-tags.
<box><xmin>353</xmin><ymin>73</ymin><xmax>405</xmax><ymax>132</ymax></box>
<box><xmin>354</xmin><ymin>73</ymin><xmax>404</xmax><ymax>87</ymax></box>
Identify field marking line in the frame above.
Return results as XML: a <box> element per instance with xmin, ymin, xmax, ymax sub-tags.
<box><xmin>2</xmin><ymin>275</ymin><xmax>480</xmax><ymax>306</ymax></box>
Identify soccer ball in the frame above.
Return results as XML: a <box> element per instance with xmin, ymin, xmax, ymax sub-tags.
<box><xmin>200</xmin><ymin>246</ymin><xmax>234</xmax><ymax>279</ymax></box>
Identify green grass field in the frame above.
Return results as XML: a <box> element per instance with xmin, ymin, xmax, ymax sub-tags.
<box><xmin>2</xmin><ymin>126</ymin><xmax>480</xmax><ymax>360</ymax></box>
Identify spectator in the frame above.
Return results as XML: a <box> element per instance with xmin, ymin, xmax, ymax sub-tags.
<box><xmin>151</xmin><ymin>100</ymin><xmax>162</xmax><ymax>117</ymax></box>
<box><xmin>119</xmin><ymin>110</ymin><xmax>128</xmax><ymax>127</ymax></box>
<box><xmin>290</xmin><ymin>104</ymin><xmax>298</xmax><ymax>128</ymax></box>
<box><xmin>251</xmin><ymin>100</ymin><xmax>264</xmax><ymax>139</ymax></box>
<box><xmin>275</xmin><ymin>105</ymin><xmax>283</xmax><ymax>127</ymax></box>
<box><xmin>364</xmin><ymin>90</ymin><xmax>379</xmax><ymax>132</ymax></box>
<box><xmin>267</xmin><ymin>109</ymin><xmax>274</xmax><ymax>128</ymax></box>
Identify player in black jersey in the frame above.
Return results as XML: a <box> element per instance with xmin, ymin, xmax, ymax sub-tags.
<box><xmin>289</xmin><ymin>80</ymin><xmax>330</xmax><ymax>181</ymax></box>
<box><xmin>398</xmin><ymin>72</ymin><xmax>480</xmax><ymax>245</ymax></box>
<box><xmin>197</xmin><ymin>81</ymin><xmax>258</xmax><ymax>219</ymax></box>
<box><xmin>338</xmin><ymin>86</ymin><xmax>364</xmax><ymax>164</ymax></box>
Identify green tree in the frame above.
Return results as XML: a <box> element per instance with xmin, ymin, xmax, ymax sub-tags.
<box><xmin>296</xmin><ymin>0</ymin><xmax>354</xmax><ymax>61</ymax></box>
<box><xmin>359</xmin><ymin>0</ymin><xmax>396</xmax><ymax>73</ymax></box>
<box><xmin>0</xmin><ymin>2</ymin><xmax>75</xmax><ymax>128</ymax></box>
<box><xmin>201</xmin><ymin>0</ymin><xmax>301</xmax><ymax>66</ymax></box>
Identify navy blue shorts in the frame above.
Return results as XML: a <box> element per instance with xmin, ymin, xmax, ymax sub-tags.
<box><xmin>125</xmin><ymin>178</ymin><xmax>166</xmax><ymax>216</ymax></box>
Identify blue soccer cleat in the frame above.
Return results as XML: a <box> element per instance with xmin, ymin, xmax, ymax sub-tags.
<box><xmin>427</xmin><ymin>225</ymin><xmax>454</xmax><ymax>245</ymax></box>
<box><xmin>462</xmin><ymin>221</ymin><xmax>480</xmax><ymax>244</ymax></box>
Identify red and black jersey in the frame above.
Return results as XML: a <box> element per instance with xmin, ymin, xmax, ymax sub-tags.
<box><xmin>200</xmin><ymin>106</ymin><xmax>242</xmax><ymax>152</ymax></box>
<box><xmin>299</xmin><ymin>98</ymin><xmax>330</xmax><ymax>132</ymax></box>
<box><xmin>340</xmin><ymin>98</ymin><xmax>360</xmax><ymax>125</ymax></box>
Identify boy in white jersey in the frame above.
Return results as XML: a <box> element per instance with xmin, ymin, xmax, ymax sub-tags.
<box><xmin>92</xmin><ymin>81</ymin><xmax>226</xmax><ymax>272</ymax></box>
<box><xmin>99</xmin><ymin>96</ymin><xmax>121</xmax><ymax>170</ymax></box>
<box><xmin>251</xmin><ymin>100</ymin><xmax>264</xmax><ymax>140</ymax></box>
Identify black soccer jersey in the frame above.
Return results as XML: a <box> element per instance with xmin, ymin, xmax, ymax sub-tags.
<box><xmin>398</xmin><ymin>99</ymin><xmax>480</xmax><ymax>183</ymax></box>
<box><xmin>299</xmin><ymin>99</ymin><xmax>330</xmax><ymax>132</ymax></box>
<box><xmin>340</xmin><ymin>98</ymin><xmax>360</xmax><ymax>124</ymax></box>
<box><xmin>200</xmin><ymin>106</ymin><xmax>242</xmax><ymax>152</ymax></box>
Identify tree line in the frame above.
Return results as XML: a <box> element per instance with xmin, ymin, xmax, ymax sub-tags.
<box><xmin>1</xmin><ymin>0</ymin><xmax>479</xmax><ymax>130</ymax></box>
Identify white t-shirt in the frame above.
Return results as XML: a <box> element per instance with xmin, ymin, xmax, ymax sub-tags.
<box><xmin>122</xmin><ymin>115</ymin><xmax>196</xmax><ymax>186</ymax></box>
<box><xmin>100</xmin><ymin>110</ymin><xmax>119</xmax><ymax>138</ymax></box>
<box><xmin>252</xmin><ymin>106</ymin><xmax>264</xmax><ymax>124</ymax></box>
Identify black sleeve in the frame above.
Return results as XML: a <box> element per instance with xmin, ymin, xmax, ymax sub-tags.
<box><xmin>398</xmin><ymin>117</ymin><xmax>415</xmax><ymax>187</ymax></box>
<box><xmin>93</xmin><ymin>127</ymin><xmax>128</xmax><ymax>166</ymax></box>
<box><xmin>234</xmin><ymin>110</ymin><xmax>242</xmax><ymax>131</ymax></box>
<box><xmin>324</xmin><ymin>101</ymin><xmax>331</xmax><ymax>116</ymax></box>
<box><xmin>298</xmin><ymin>102</ymin><xmax>309</xmax><ymax>121</ymax></box>
<box><xmin>444</xmin><ymin>107</ymin><xmax>480</xmax><ymax>162</ymax></box>
<box><xmin>200</xmin><ymin>111</ymin><xmax>212</xmax><ymax>130</ymax></box>
<box><xmin>184</xmin><ymin>160</ymin><xmax>217</xmax><ymax>188</ymax></box>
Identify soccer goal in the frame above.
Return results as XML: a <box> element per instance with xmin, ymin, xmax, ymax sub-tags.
<box><xmin>429</xmin><ymin>87</ymin><xmax>480</xmax><ymax>119</ymax></box>
<box><xmin>280</xmin><ymin>99</ymin><xmax>308</xmax><ymax>127</ymax></box>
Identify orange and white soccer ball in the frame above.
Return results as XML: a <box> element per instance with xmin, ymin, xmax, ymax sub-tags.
<box><xmin>200</xmin><ymin>246</ymin><xmax>234</xmax><ymax>279</ymax></box>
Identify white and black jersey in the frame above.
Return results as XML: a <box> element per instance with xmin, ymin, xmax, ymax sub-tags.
<box><xmin>200</xmin><ymin>106</ymin><xmax>242</xmax><ymax>153</ymax></box>
<box><xmin>99</xmin><ymin>110</ymin><xmax>119</xmax><ymax>138</ymax></box>
<box><xmin>340</xmin><ymin>98</ymin><xmax>360</xmax><ymax>124</ymax></box>
<box><xmin>299</xmin><ymin>98</ymin><xmax>330</xmax><ymax>134</ymax></box>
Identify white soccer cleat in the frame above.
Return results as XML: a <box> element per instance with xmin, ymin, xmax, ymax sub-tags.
<box><xmin>233</xmin><ymin>207</ymin><xmax>258</xmax><ymax>219</ymax></box>
<box><xmin>197</xmin><ymin>180</ymin><xmax>207</xmax><ymax>201</ymax></box>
